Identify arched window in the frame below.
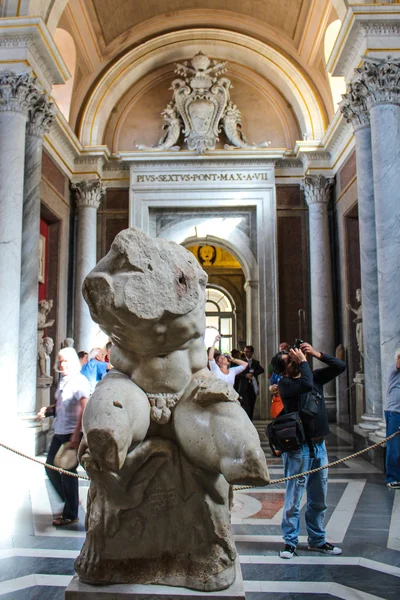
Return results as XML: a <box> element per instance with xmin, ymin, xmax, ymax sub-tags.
<box><xmin>324</xmin><ymin>20</ymin><xmax>346</xmax><ymax>111</ymax></box>
<box><xmin>204</xmin><ymin>287</ymin><xmax>235</xmax><ymax>353</ymax></box>
<box><xmin>52</xmin><ymin>28</ymin><xmax>76</xmax><ymax>121</ymax></box>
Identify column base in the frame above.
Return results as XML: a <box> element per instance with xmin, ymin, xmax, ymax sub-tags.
<box><xmin>358</xmin><ymin>414</ymin><xmax>381</xmax><ymax>431</ymax></box>
<box><xmin>65</xmin><ymin>555</ymin><xmax>245</xmax><ymax>599</ymax></box>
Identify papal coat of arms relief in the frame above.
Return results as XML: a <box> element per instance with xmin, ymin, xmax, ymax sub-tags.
<box><xmin>137</xmin><ymin>51</ymin><xmax>270</xmax><ymax>154</ymax></box>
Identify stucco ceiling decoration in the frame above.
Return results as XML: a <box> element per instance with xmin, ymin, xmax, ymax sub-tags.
<box><xmin>137</xmin><ymin>51</ymin><xmax>270</xmax><ymax>153</ymax></box>
<box><xmin>89</xmin><ymin>0</ymin><xmax>311</xmax><ymax>49</ymax></box>
<box><xmin>77</xmin><ymin>29</ymin><xmax>327</xmax><ymax>147</ymax></box>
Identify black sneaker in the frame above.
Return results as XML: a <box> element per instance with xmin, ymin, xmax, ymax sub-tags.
<box><xmin>387</xmin><ymin>481</ymin><xmax>400</xmax><ymax>490</ymax></box>
<box><xmin>279</xmin><ymin>544</ymin><xmax>297</xmax><ymax>559</ymax></box>
<box><xmin>308</xmin><ymin>542</ymin><xmax>342</xmax><ymax>555</ymax></box>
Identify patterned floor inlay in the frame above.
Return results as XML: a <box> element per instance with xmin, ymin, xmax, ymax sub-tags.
<box><xmin>0</xmin><ymin>425</ymin><xmax>398</xmax><ymax>599</ymax></box>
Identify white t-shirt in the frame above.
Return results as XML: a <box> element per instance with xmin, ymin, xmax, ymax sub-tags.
<box><xmin>54</xmin><ymin>373</ymin><xmax>90</xmax><ymax>435</ymax></box>
<box><xmin>209</xmin><ymin>359</ymin><xmax>247</xmax><ymax>386</ymax></box>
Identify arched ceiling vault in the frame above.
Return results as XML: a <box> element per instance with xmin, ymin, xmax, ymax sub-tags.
<box><xmin>78</xmin><ymin>29</ymin><xmax>328</xmax><ymax>148</ymax></box>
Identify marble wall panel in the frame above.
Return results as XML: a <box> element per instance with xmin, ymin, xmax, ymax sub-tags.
<box><xmin>42</xmin><ymin>151</ymin><xmax>67</xmax><ymax>198</ymax></box>
<box><xmin>338</xmin><ymin>150</ymin><xmax>357</xmax><ymax>195</ymax></box>
<box><xmin>277</xmin><ymin>212</ymin><xmax>311</xmax><ymax>347</ymax></box>
<box><xmin>96</xmin><ymin>188</ymin><xmax>129</xmax><ymax>259</ymax></box>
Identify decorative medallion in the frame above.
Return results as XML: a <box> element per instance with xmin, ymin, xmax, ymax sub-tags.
<box><xmin>137</xmin><ymin>52</ymin><xmax>270</xmax><ymax>154</ymax></box>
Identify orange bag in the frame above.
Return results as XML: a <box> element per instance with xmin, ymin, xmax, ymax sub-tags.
<box><xmin>270</xmin><ymin>393</ymin><xmax>284</xmax><ymax>419</ymax></box>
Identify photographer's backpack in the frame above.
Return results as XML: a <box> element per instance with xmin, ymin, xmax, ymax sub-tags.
<box><xmin>266</xmin><ymin>390</ymin><xmax>322</xmax><ymax>456</ymax></box>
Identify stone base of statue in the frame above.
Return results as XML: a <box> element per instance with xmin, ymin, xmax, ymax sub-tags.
<box><xmin>75</xmin><ymin>437</ymin><xmax>237</xmax><ymax>591</ymax></box>
<box><xmin>353</xmin><ymin>372</ymin><xmax>365</xmax><ymax>426</ymax></box>
<box><xmin>36</xmin><ymin>374</ymin><xmax>53</xmax><ymax>411</ymax></box>
<box><xmin>65</xmin><ymin>556</ymin><xmax>244</xmax><ymax>599</ymax></box>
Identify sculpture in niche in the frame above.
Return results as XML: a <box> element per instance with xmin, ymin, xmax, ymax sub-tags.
<box><xmin>347</xmin><ymin>288</ymin><xmax>363</xmax><ymax>372</ymax></box>
<box><xmin>62</xmin><ymin>337</ymin><xmax>74</xmax><ymax>348</ymax></box>
<box><xmin>37</xmin><ymin>300</ymin><xmax>55</xmax><ymax>383</ymax></box>
<box><xmin>137</xmin><ymin>51</ymin><xmax>270</xmax><ymax>154</ymax></box>
<box><xmin>75</xmin><ymin>227</ymin><xmax>269</xmax><ymax>590</ymax></box>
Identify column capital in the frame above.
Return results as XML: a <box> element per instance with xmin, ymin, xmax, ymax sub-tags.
<box><xmin>26</xmin><ymin>94</ymin><xmax>56</xmax><ymax>138</ymax></box>
<box><xmin>339</xmin><ymin>87</ymin><xmax>370</xmax><ymax>131</ymax></box>
<box><xmin>353</xmin><ymin>56</ymin><xmax>400</xmax><ymax>108</ymax></box>
<box><xmin>71</xmin><ymin>180</ymin><xmax>106</xmax><ymax>209</ymax></box>
<box><xmin>301</xmin><ymin>174</ymin><xmax>334</xmax><ymax>206</ymax></box>
<box><xmin>0</xmin><ymin>70</ymin><xmax>41</xmax><ymax>116</ymax></box>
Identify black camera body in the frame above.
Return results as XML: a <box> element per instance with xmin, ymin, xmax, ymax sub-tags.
<box><xmin>292</xmin><ymin>339</ymin><xmax>304</xmax><ymax>350</ymax></box>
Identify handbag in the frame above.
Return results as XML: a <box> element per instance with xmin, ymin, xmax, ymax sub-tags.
<box><xmin>266</xmin><ymin>411</ymin><xmax>306</xmax><ymax>456</ymax></box>
<box><xmin>54</xmin><ymin>443</ymin><xmax>78</xmax><ymax>470</ymax></box>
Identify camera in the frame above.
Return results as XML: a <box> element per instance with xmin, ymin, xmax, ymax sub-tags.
<box><xmin>292</xmin><ymin>339</ymin><xmax>304</xmax><ymax>350</ymax></box>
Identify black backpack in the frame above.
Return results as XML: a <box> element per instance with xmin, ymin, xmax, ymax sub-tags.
<box><xmin>266</xmin><ymin>411</ymin><xmax>306</xmax><ymax>456</ymax></box>
<box><xmin>266</xmin><ymin>390</ymin><xmax>322</xmax><ymax>456</ymax></box>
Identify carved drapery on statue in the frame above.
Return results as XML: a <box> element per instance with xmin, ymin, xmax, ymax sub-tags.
<box><xmin>137</xmin><ymin>51</ymin><xmax>270</xmax><ymax>154</ymax></box>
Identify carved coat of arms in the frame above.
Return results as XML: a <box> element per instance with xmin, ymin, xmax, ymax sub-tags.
<box><xmin>137</xmin><ymin>52</ymin><xmax>270</xmax><ymax>154</ymax></box>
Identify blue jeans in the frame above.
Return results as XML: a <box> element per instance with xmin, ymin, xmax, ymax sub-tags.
<box><xmin>385</xmin><ymin>411</ymin><xmax>400</xmax><ymax>483</ymax></box>
<box><xmin>281</xmin><ymin>440</ymin><xmax>328</xmax><ymax>548</ymax></box>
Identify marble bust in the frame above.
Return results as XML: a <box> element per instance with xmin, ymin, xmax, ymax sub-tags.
<box><xmin>75</xmin><ymin>227</ymin><xmax>269</xmax><ymax>591</ymax></box>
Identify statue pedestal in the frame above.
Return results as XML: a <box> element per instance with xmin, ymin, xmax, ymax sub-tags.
<box><xmin>65</xmin><ymin>556</ymin><xmax>245</xmax><ymax>600</ymax></box>
<box><xmin>36</xmin><ymin>374</ymin><xmax>53</xmax><ymax>411</ymax></box>
<box><xmin>353</xmin><ymin>372</ymin><xmax>365</xmax><ymax>426</ymax></box>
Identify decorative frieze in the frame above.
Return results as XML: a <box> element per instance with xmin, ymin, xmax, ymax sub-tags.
<box><xmin>301</xmin><ymin>174</ymin><xmax>334</xmax><ymax>205</ymax></box>
<box><xmin>71</xmin><ymin>180</ymin><xmax>106</xmax><ymax>209</ymax></box>
<box><xmin>0</xmin><ymin>70</ymin><xmax>40</xmax><ymax>115</ymax></box>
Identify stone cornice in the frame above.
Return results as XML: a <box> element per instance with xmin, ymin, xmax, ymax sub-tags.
<box><xmin>0</xmin><ymin>18</ymin><xmax>69</xmax><ymax>91</ymax></box>
<box><xmin>327</xmin><ymin>5</ymin><xmax>400</xmax><ymax>81</ymax></box>
<box><xmin>71</xmin><ymin>180</ymin><xmax>106</xmax><ymax>210</ymax></box>
<box><xmin>301</xmin><ymin>175</ymin><xmax>334</xmax><ymax>206</ymax></box>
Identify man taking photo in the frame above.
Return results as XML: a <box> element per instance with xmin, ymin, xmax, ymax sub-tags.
<box><xmin>271</xmin><ymin>342</ymin><xmax>346</xmax><ymax>559</ymax></box>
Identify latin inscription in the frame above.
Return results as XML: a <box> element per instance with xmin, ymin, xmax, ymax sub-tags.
<box><xmin>135</xmin><ymin>172</ymin><xmax>269</xmax><ymax>183</ymax></box>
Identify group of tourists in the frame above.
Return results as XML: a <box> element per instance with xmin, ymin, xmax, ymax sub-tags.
<box><xmin>38</xmin><ymin>330</ymin><xmax>400</xmax><ymax>557</ymax></box>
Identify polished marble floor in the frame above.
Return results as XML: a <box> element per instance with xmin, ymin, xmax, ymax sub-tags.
<box><xmin>0</xmin><ymin>423</ymin><xmax>398</xmax><ymax>599</ymax></box>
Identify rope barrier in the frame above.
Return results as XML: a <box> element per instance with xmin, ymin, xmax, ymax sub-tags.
<box><xmin>0</xmin><ymin>428</ymin><xmax>399</xmax><ymax>487</ymax></box>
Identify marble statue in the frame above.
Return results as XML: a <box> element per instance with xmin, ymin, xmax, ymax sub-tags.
<box><xmin>62</xmin><ymin>337</ymin><xmax>74</xmax><ymax>348</ymax></box>
<box><xmin>137</xmin><ymin>51</ymin><xmax>270</xmax><ymax>154</ymax></box>
<box><xmin>136</xmin><ymin>102</ymin><xmax>181</xmax><ymax>151</ymax></box>
<box><xmin>222</xmin><ymin>101</ymin><xmax>271</xmax><ymax>150</ymax></box>
<box><xmin>75</xmin><ymin>227</ymin><xmax>269</xmax><ymax>591</ymax></box>
<box><xmin>37</xmin><ymin>300</ymin><xmax>55</xmax><ymax>383</ymax></box>
<box><xmin>347</xmin><ymin>288</ymin><xmax>363</xmax><ymax>372</ymax></box>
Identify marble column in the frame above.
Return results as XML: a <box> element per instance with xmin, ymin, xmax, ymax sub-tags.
<box><xmin>71</xmin><ymin>181</ymin><xmax>105</xmax><ymax>353</ymax></box>
<box><xmin>0</xmin><ymin>71</ymin><xmax>39</xmax><ymax>417</ymax></box>
<box><xmin>352</xmin><ymin>57</ymin><xmax>400</xmax><ymax>399</ymax></box>
<box><xmin>17</xmin><ymin>95</ymin><xmax>56</xmax><ymax>419</ymax></box>
<box><xmin>302</xmin><ymin>175</ymin><xmax>336</xmax><ymax>408</ymax></box>
<box><xmin>302</xmin><ymin>175</ymin><xmax>335</xmax><ymax>356</ymax></box>
<box><xmin>339</xmin><ymin>90</ymin><xmax>382</xmax><ymax>430</ymax></box>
